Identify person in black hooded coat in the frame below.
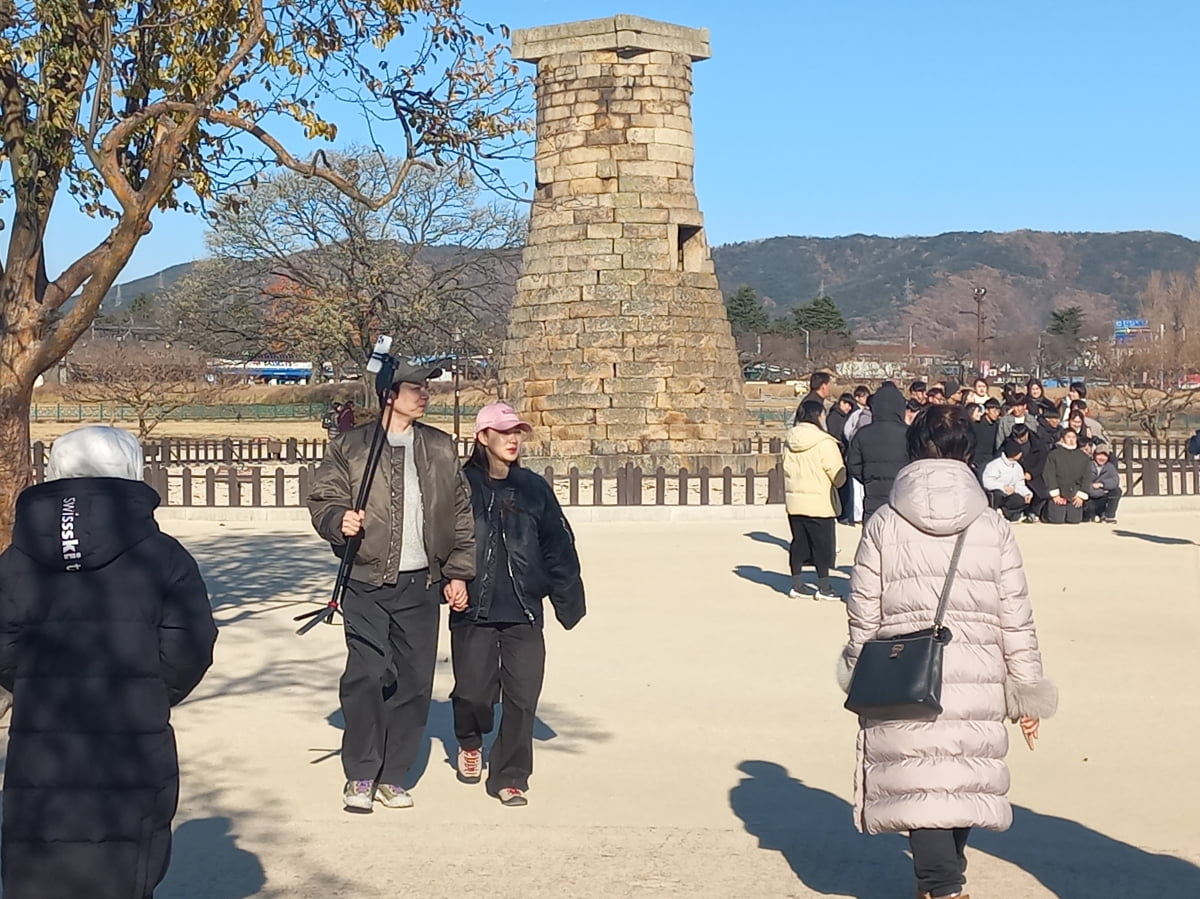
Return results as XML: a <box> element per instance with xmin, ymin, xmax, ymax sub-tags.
<box><xmin>845</xmin><ymin>382</ymin><xmax>909</xmax><ymax>522</ymax></box>
<box><xmin>0</xmin><ymin>426</ymin><xmax>216</xmax><ymax>899</ymax></box>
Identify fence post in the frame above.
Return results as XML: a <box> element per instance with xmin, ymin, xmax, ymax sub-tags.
<box><xmin>615</xmin><ymin>464</ymin><xmax>627</xmax><ymax>505</ymax></box>
<box><xmin>205</xmin><ymin>468</ymin><xmax>217</xmax><ymax>506</ymax></box>
<box><xmin>1142</xmin><ymin>459</ymin><xmax>1160</xmax><ymax>496</ymax></box>
<box><xmin>251</xmin><ymin>468</ymin><xmax>263</xmax><ymax>506</ymax></box>
<box><xmin>1122</xmin><ymin>438</ymin><xmax>1134</xmax><ymax>496</ymax></box>
<box><xmin>745</xmin><ymin>469</ymin><xmax>755</xmax><ymax>505</ymax></box>
<box><xmin>568</xmin><ymin>467</ymin><xmax>580</xmax><ymax>506</ymax></box>
<box><xmin>542</xmin><ymin>466</ymin><xmax>555</xmax><ymax>490</ymax></box>
<box><xmin>722</xmin><ymin>466</ymin><xmax>733</xmax><ymax>505</ymax></box>
<box><xmin>181</xmin><ymin>469</ymin><xmax>192</xmax><ymax>507</ymax></box>
<box><xmin>275</xmin><ymin>469</ymin><xmax>286</xmax><ymax>507</ymax></box>
<box><xmin>699</xmin><ymin>467</ymin><xmax>710</xmax><ymax>505</ymax></box>
<box><xmin>655</xmin><ymin>467</ymin><xmax>667</xmax><ymax>505</ymax></box>
<box><xmin>678</xmin><ymin>468</ymin><xmax>689</xmax><ymax>505</ymax></box>
<box><xmin>632</xmin><ymin>466</ymin><xmax>643</xmax><ymax>505</ymax></box>
<box><xmin>286</xmin><ymin>438</ymin><xmax>298</xmax><ymax>464</ymax></box>
<box><xmin>592</xmin><ymin>467</ymin><xmax>604</xmax><ymax>506</ymax></box>
<box><xmin>767</xmin><ymin>463</ymin><xmax>785</xmax><ymax>503</ymax></box>
<box><xmin>31</xmin><ymin>441</ymin><xmax>45</xmax><ymax>484</ymax></box>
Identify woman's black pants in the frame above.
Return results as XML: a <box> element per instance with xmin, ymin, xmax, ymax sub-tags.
<box><xmin>787</xmin><ymin>514</ymin><xmax>836</xmax><ymax>590</ymax></box>
<box><xmin>450</xmin><ymin>622</ymin><xmax>545</xmax><ymax>793</ymax></box>
<box><xmin>909</xmin><ymin>827</ymin><xmax>970</xmax><ymax>897</ymax></box>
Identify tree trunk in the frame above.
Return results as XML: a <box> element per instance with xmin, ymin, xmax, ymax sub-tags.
<box><xmin>0</xmin><ymin>377</ymin><xmax>36</xmax><ymax>552</ymax></box>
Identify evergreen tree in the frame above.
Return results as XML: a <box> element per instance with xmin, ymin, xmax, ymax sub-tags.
<box><xmin>1047</xmin><ymin>305</ymin><xmax>1084</xmax><ymax>337</ymax></box>
<box><xmin>725</xmin><ymin>285</ymin><xmax>770</xmax><ymax>335</ymax></box>
<box><xmin>792</xmin><ymin>295</ymin><xmax>851</xmax><ymax>335</ymax></box>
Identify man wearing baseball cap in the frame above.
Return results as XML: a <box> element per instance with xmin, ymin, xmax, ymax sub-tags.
<box><xmin>308</xmin><ymin>359</ymin><xmax>475</xmax><ymax>813</ymax></box>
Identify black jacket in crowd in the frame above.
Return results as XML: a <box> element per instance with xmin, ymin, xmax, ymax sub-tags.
<box><xmin>452</xmin><ymin>464</ymin><xmax>586</xmax><ymax>631</ymax></box>
<box><xmin>971</xmin><ymin>417</ymin><xmax>999</xmax><ymax>470</ymax></box>
<box><xmin>826</xmin><ymin>406</ymin><xmax>850</xmax><ymax>451</ymax></box>
<box><xmin>845</xmin><ymin>382</ymin><xmax>909</xmax><ymax>522</ymax></box>
<box><xmin>0</xmin><ymin>478</ymin><xmax>216</xmax><ymax>899</ymax></box>
<box><xmin>1044</xmin><ymin>445</ymin><xmax>1093</xmax><ymax>500</ymax></box>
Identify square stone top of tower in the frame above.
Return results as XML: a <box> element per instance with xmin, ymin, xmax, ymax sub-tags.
<box><xmin>511</xmin><ymin>14</ymin><xmax>711</xmax><ymax>63</ymax></box>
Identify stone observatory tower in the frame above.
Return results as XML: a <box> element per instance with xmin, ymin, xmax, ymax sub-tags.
<box><xmin>500</xmin><ymin>15</ymin><xmax>748</xmax><ymax>470</ymax></box>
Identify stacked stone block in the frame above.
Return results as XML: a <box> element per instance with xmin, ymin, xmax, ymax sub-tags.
<box><xmin>501</xmin><ymin>16</ymin><xmax>748</xmax><ymax>466</ymax></box>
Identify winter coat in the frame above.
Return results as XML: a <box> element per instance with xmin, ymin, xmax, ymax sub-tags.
<box><xmin>845</xmin><ymin>383</ymin><xmax>908</xmax><ymax>522</ymax></box>
<box><xmin>1027</xmin><ymin>395</ymin><xmax>1058</xmax><ymax>421</ymax></box>
<box><xmin>981</xmin><ymin>456</ymin><xmax>1032</xmax><ymax>499</ymax></box>
<box><xmin>1044</xmin><ymin>446</ymin><xmax>1092</xmax><ymax>500</ymax></box>
<box><xmin>783</xmin><ymin>423</ymin><xmax>847</xmax><ymax>518</ymax></box>
<box><xmin>452</xmin><ymin>464</ymin><xmax>585</xmax><ymax>631</ymax></box>
<box><xmin>308</xmin><ymin>421</ymin><xmax>475</xmax><ymax>586</ymax></box>
<box><xmin>1088</xmin><ymin>459</ymin><xmax>1120</xmax><ymax>498</ymax></box>
<box><xmin>994</xmin><ymin>415</ymin><xmax>1038</xmax><ymax>450</ymax></box>
<box><xmin>0</xmin><ymin>478</ymin><xmax>216</xmax><ymax>899</ymax></box>
<box><xmin>971</xmin><ymin>418</ymin><xmax>999</xmax><ymax>469</ymax></box>
<box><xmin>843</xmin><ymin>406</ymin><xmax>872</xmax><ymax>444</ymax></box>
<box><xmin>839</xmin><ymin>459</ymin><xmax>1057</xmax><ymax>834</ymax></box>
<box><xmin>826</xmin><ymin>407</ymin><xmax>851</xmax><ymax>450</ymax></box>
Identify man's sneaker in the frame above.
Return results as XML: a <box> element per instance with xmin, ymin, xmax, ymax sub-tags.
<box><xmin>813</xmin><ymin>587</ymin><xmax>841</xmax><ymax>602</ymax></box>
<box><xmin>497</xmin><ymin>787</ymin><xmax>528</xmax><ymax>807</ymax></box>
<box><xmin>374</xmin><ymin>783</ymin><xmax>414</xmax><ymax>809</ymax></box>
<box><xmin>1023</xmin><ymin>513</ymin><xmax>1039</xmax><ymax>524</ymax></box>
<box><xmin>457</xmin><ymin>747</ymin><xmax>483</xmax><ymax>783</ymax></box>
<box><xmin>787</xmin><ymin>587</ymin><xmax>813</xmax><ymax>599</ymax></box>
<box><xmin>1104</xmin><ymin>517</ymin><xmax>1118</xmax><ymax>524</ymax></box>
<box><xmin>343</xmin><ymin>779</ymin><xmax>374</xmax><ymax>814</ymax></box>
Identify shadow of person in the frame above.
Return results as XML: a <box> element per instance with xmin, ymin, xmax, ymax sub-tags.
<box><xmin>729</xmin><ymin>760</ymin><xmax>908</xmax><ymax>898</ymax></box>
<box><xmin>1111</xmin><ymin>529</ymin><xmax>1199</xmax><ymax>546</ymax></box>
<box><xmin>732</xmin><ymin>565</ymin><xmax>791</xmax><ymax>595</ymax></box>
<box><xmin>973</xmin><ymin>805</ymin><xmax>1200</xmax><ymax>898</ymax></box>
<box><xmin>158</xmin><ymin>817</ymin><xmax>265</xmax><ymax>899</ymax></box>
<box><xmin>744</xmin><ymin>530</ymin><xmax>790</xmax><ymax>551</ymax></box>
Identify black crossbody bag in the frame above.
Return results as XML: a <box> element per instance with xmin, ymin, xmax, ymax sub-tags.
<box><xmin>843</xmin><ymin>529</ymin><xmax>968</xmax><ymax>719</ymax></box>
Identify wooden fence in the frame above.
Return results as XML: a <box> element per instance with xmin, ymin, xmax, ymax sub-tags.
<box><xmin>25</xmin><ymin>436</ymin><xmax>1200</xmax><ymax>507</ymax></box>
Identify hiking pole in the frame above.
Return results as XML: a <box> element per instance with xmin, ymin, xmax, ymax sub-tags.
<box><xmin>295</xmin><ymin>338</ymin><xmax>395</xmax><ymax>635</ymax></box>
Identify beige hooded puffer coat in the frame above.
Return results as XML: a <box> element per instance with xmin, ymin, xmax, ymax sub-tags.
<box><xmin>839</xmin><ymin>458</ymin><xmax>1057</xmax><ymax>835</ymax></box>
<box><xmin>783</xmin><ymin>422</ymin><xmax>846</xmax><ymax>518</ymax></box>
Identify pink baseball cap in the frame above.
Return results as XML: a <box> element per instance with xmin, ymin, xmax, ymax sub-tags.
<box><xmin>474</xmin><ymin>401</ymin><xmax>532</xmax><ymax>436</ymax></box>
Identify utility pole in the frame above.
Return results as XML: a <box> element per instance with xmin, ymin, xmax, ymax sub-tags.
<box><xmin>973</xmin><ymin>287</ymin><xmax>987</xmax><ymax>378</ymax></box>
<box><xmin>797</xmin><ymin>327</ymin><xmax>810</xmax><ymax>361</ymax></box>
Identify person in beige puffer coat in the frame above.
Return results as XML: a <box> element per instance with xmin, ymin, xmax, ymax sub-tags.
<box><xmin>783</xmin><ymin>400</ymin><xmax>846</xmax><ymax>601</ymax></box>
<box><xmin>838</xmin><ymin>405</ymin><xmax>1057</xmax><ymax>899</ymax></box>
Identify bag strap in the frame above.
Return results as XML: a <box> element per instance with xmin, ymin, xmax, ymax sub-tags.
<box><xmin>933</xmin><ymin>528</ymin><xmax>970</xmax><ymax>632</ymax></box>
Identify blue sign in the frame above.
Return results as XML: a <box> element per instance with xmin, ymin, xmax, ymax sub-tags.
<box><xmin>1114</xmin><ymin>319</ymin><xmax>1148</xmax><ymax>332</ymax></box>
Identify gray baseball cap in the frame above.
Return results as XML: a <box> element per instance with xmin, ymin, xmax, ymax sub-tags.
<box><xmin>390</xmin><ymin>359</ymin><xmax>443</xmax><ymax>385</ymax></box>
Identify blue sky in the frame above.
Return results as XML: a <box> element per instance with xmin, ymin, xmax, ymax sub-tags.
<box><xmin>13</xmin><ymin>0</ymin><xmax>1200</xmax><ymax>283</ymax></box>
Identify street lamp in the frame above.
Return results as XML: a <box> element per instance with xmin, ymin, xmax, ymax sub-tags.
<box><xmin>957</xmin><ymin>287</ymin><xmax>988</xmax><ymax>378</ymax></box>
<box><xmin>796</xmin><ymin>327</ymin><xmax>810</xmax><ymax>360</ymax></box>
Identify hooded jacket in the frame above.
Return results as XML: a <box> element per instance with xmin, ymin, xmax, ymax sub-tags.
<box><xmin>845</xmin><ymin>383</ymin><xmax>909</xmax><ymax>521</ymax></box>
<box><xmin>783</xmin><ymin>423</ymin><xmax>846</xmax><ymax>518</ymax></box>
<box><xmin>839</xmin><ymin>460</ymin><xmax>1056</xmax><ymax>835</ymax></box>
<box><xmin>452</xmin><ymin>464</ymin><xmax>585</xmax><ymax>631</ymax></box>
<box><xmin>0</xmin><ymin>478</ymin><xmax>216</xmax><ymax>899</ymax></box>
<box><xmin>1088</xmin><ymin>458</ymin><xmax>1120</xmax><ymax>497</ymax></box>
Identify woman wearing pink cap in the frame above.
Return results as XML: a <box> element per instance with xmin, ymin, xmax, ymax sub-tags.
<box><xmin>448</xmin><ymin>401</ymin><xmax>586</xmax><ymax>806</ymax></box>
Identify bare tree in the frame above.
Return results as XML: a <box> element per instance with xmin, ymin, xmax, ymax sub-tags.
<box><xmin>64</xmin><ymin>341</ymin><xmax>230</xmax><ymax>439</ymax></box>
<box><xmin>167</xmin><ymin>152</ymin><xmax>523</xmax><ymax>378</ymax></box>
<box><xmin>1094</xmin><ymin>266</ymin><xmax>1200</xmax><ymax>440</ymax></box>
<box><xmin>0</xmin><ymin>1</ymin><xmax>529</xmax><ymax>544</ymax></box>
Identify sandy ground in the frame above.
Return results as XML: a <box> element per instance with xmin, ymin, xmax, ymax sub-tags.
<box><xmin>5</xmin><ymin>508</ymin><xmax>1200</xmax><ymax>898</ymax></box>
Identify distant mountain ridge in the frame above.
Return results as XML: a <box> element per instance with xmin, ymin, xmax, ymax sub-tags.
<box><xmin>710</xmin><ymin>230</ymin><xmax>1200</xmax><ymax>339</ymax></box>
<box><xmin>104</xmin><ymin>230</ymin><xmax>1200</xmax><ymax>340</ymax></box>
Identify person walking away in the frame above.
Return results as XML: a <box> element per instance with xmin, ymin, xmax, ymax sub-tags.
<box><xmin>783</xmin><ymin>401</ymin><xmax>846</xmax><ymax>600</ymax></box>
<box><xmin>0</xmin><ymin>426</ymin><xmax>216</xmax><ymax>899</ymax></box>
<box><xmin>845</xmin><ymin>381</ymin><xmax>908</xmax><ymax>523</ymax></box>
<box><xmin>451</xmin><ymin>403</ymin><xmax>585</xmax><ymax>806</ymax></box>
<box><xmin>1043</xmin><ymin>429</ymin><xmax>1091</xmax><ymax>524</ymax></box>
<box><xmin>308</xmin><ymin>360</ymin><xmax>476</xmax><ymax>813</ymax></box>
<box><xmin>1085</xmin><ymin>445</ymin><xmax>1122</xmax><ymax>523</ymax></box>
<box><xmin>982</xmin><ymin>440</ymin><xmax>1033</xmax><ymax>521</ymax></box>
<box><xmin>838</xmin><ymin>406</ymin><xmax>1057</xmax><ymax>899</ymax></box>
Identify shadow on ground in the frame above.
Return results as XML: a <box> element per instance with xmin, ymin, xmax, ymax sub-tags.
<box><xmin>730</xmin><ymin>759</ymin><xmax>1200</xmax><ymax>899</ymax></box>
<box><xmin>1112</xmin><ymin>529</ymin><xmax>1200</xmax><ymax>546</ymax></box>
<box><xmin>314</xmin><ymin>698</ymin><xmax>610</xmax><ymax>789</ymax></box>
<box><xmin>158</xmin><ymin>817</ymin><xmax>265</xmax><ymax>899</ymax></box>
<box><xmin>733</xmin><ymin>565</ymin><xmax>851</xmax><ymax>598</ymax></box>
<box><xmin>174</xmin><ymin>529</ymin><xmax>339</xmax><ymax>627</ymax></box>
